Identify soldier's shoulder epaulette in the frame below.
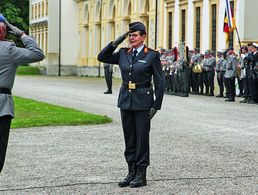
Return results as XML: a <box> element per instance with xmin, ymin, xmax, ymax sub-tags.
<box><xmin>146</xmin><ymin>47</ymin><xmax>158</xmax><ymax>52</ymax></box>
<box><xmin>143</xmin><ymin>47</ymin><xmax>159</xmax><ymax>55</ymax></box>
<box><xmin>3</xmin><ymin>39</ymin><xmax>15</xmax><ymax>44</ymax></box>
<box><xmin>121</xmin><ymin>47</ymin><xmax>130</xmax><ymax>50</ymax></box>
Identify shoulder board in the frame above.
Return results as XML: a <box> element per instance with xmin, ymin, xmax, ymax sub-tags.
<box><xmin>146</xmin><ymin>47</ymin><xmax>158</xmax><ymax>53</ymax></box>
<box><xmin>2</xmin><ymin>39</ymin><xmax>15</xmax><ymax>43</ymax></box>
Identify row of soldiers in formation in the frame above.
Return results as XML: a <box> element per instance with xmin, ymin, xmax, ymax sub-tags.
<box><xmin>160</xmin><ymin>42</ymin><xmax>258</xmax><ymax>103</ymax></box>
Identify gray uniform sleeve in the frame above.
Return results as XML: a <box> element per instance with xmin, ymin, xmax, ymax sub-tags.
<box><xmin>9</xmin><ymin>36</ymin><xmax>45</xmax><ymax>65</ymax></box>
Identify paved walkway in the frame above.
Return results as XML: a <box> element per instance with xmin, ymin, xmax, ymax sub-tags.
<box><xmin>0</xmin><ymin>76</ymin><xmax>257</xmax><ymax>195</ymax></box>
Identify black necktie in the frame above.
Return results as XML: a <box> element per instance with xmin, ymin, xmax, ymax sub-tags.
<box><xmin>132</xmin><ymin>50</ymin><xmax>138</xmax><ymax>62</ymax></box>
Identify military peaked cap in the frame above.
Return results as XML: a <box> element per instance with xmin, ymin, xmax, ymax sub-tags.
<box><xmin>252</xmin><ymin>42</ymin><xmax>258</xmax><ymax>49</ymax></box>
<box><xmin>205</xmin><ymin>50</ymin><xmax>211</xmax><ymax>55</ymax></box>
<box><xmin>194</xmin><ymin>48</ymin><xmax>199</xmax><ymax>52</ymax></box>
<box><xmin>129</xmin><ymin>22</ymin><xmax>146</xmax><ymax>34</ymax></box>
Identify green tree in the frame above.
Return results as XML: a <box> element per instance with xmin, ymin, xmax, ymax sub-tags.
<box><xmin>0</xmin><ymin>0</ymin><xmax>29</xmax><ymax>45</ymax></box>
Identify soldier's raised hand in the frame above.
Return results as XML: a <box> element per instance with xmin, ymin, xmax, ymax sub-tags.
<box><xmin>5</xmin><ymin>21</ymin><xmax>25</xmax><ymax>38</ymax></box>
<box><xmin>111</xmin><ymin>32</ymin><xmax>129</xmax><ymax>47</ymax></box>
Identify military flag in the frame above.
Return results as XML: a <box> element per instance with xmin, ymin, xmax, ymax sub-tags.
<box><xmin>223</xmin><ymin>0</ymin><xmax>236</xmax><ymax>45</ymax></box>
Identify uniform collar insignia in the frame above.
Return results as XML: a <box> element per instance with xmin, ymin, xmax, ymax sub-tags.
<box><xmin>144</xmin><ymin>46</ymin><xmax>148</xmax><ymax>54</ymax></box>
<box><xmin>127</xmin><ymin>48</ymin><xmax>133</xmax><ymax>53</ymax></box>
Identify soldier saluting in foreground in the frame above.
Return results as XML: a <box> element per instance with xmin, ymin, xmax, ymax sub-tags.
<box><xmin>98</xmin><ymin>22</ymin><xmax>165</xmax><ymax>188</ymax></box>
<box><xmin>0</xmin><ymin>14</ymin><xmax>45</xmax><ymax>173</ymax></box>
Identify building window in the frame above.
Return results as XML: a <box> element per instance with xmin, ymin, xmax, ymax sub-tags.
<box><xmin>42</xmin><ymin>1</ymin><xmax>45</xmax><ymax>17</ymax></box>
<box><xmin>229</xmin><ymin>1</ymin><xmax>234</xmax><ymax>48</ymax></box>
<box><xmin>211</xmin><ymin>4</ymin><xmax>217</xmax><ymax>52</ymax></box>
<box><xmin>38</xmin><ymin>3</ymin><xmax>41</xmax><ymax>18</ymax></box>
<box><xmin>35</xmin><ymin>4</ymin><xmax>37</xmax><ymax>19</ymax></box>
<box><xmin>168</xmin><ymin>12</ymin><xmax>173</xmax><ymax>49</ymax></box>
<box><xmin>38</xmin><ymin>32</ymin><xmax>41</xmax><ymax>48</ymax></box>
<box><xmin>46</xmin><ymin>0</ymin><xmax>48</xmax><ymax>16</ymax></box>
<box><xmin>31</xmin><ymin>5</ymin><xmax>34</xmax><ymax>20</ymax></box>
<box><xmin>181</xmin><ymin>9</ymin><xmax>186</xmax><ymax>42</ymax></box>
<box><xmin>195</xmin><ymin>7</ymin><xmax>201</xmax><ymax>49</ymax></box>
<box><xmin>46</xmin><ymin>31</ymin><xmax>48</xmax><ymax>54</ymax></box>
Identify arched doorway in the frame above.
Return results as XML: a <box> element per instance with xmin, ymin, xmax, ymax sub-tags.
<box><xmin>141</xmin><ymin>0</ymin><xmax>150</xmax><ymax>45</ymax></box>
<box><xmin>122</xmin><ymin>0</ymin><xmax>132</xmax><ymax>32</ymax></box>
<box><xmin>82</xmin><ymin>4</ymin><xmax>89</xmax><ymax>65</ymax></box>
<box><xmin>94</xmin><ymin>0</ymin><xmax>101</xmax><ymax>60</ymax></box>
<box><xmin>108</xmin><ymin>0</ymin><xmax>116</xmax><ymax>42</ymax></box>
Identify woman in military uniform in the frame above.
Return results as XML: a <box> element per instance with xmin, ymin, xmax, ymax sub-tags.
<box><xmin>98</xmin><ymin>22</ymin><xmax>165</xmax><ymax>188</ymax></box>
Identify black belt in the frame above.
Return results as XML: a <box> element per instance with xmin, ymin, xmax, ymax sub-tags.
<box><xmin>0</xmin><ymin>88</ymin><xmax>12</xmax><ymax>95</ymax></box>
<box><xmin>122</xmin><ymin>82</ymin><xmax>151</xmax><ymax>90</ymax></box>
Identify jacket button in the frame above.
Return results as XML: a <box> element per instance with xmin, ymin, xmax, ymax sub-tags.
<box><xmin>130</xmin><ymin>64</ymin><xmax>132</xmax><ymax>67</ymax></box>
<box><xmin>129</xmin><ymin>73</ymin><xmax>131</xmax><ymax>75</ymax></box>
<box><xmin>147</xmin><ymin>91</ymin><xmax>150</xmax><ymax>94</ymax></box>
<box><xmin>129</xmin><ymin>90</ymin><xmax>131</xmax><ymax>92</ymax></box>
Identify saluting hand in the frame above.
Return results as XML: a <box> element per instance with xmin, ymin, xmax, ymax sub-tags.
<box><xmin>5</xmin><ymin>21</ymin><xmax>25</xmax><ymax>38</ymax></box>
<box><xmin>149</xmin><ymin>107</ymin><xmax>157</xmax><ymax>120</ymax></box>
<box><xmin>111</xmin><ymin>32</ymin><xmax>129</xmax><ymax>47</ymax></box>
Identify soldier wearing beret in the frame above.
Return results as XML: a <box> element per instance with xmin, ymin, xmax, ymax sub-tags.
<box><xmin>190</xmin><ymin>48</ymin><xmax>202</xmax><ymax>94</ymax></box>
<box><xmin>249</xmin><ymin>43</ymin><xmax>258</xmax><ymax>103</ymax></box>
<box><xmin>224</xmin><ymin>48</ymin><xmax>238</xmax><ymax>101</ymax></box>
<box><xmin>215</xmin><ymin>51</ymin><xmax>226</xmax><ymax>97</ymax></box>
<box><xmin>203</xmin><ymin>50</ymin><xmax>216</xmax><ymax>96</ymax></box>
<box><xmin>0</xmin><ymin>14</ymin><xmax>45</xmax><ymax>172</ymax></box>
<box><xmin>239</xmin><ymin>46</ymin><xmax>249</xmax><ymax>103</ymax></box>
<box><xmin>98</xmin><ymin>22</ymin><xmax>165</xmax><ymax>188</ymax></box>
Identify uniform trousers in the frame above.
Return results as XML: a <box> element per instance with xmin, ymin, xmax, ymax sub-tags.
<box><xmin>194</xmin><ymin>73</ymin><xmax>203</xmax><ymax>94</ymax></box>
<box><xmin>248</xmin><ymin>77</ymin><xmax>256</xmax><ymax>102</ymax></box>
<box><xmin>104</xmin><ymin>65</ymin><xmax>113</xmax><ymax>92</ymax></box>
<box><xmin>120</xmin><ymin>109</ymin><xmax>150</xmax><ymax>167</ymax></box>
<box><xmin>217</xmin><ymin>72</ymin><xmax>225</xmax><ymax>96</ymax></box>
<box><xmin>0</xmin><ymin>115</ymin><xmax>12</xmax><ymax>173</ymax></box>
<box><xmin>225</xmin><ymin>78</ymin><xmax>236</xmax><ymax>100</ymax></box>
<box><xmin>191</xmin><ymin>72</ymin><xmax>198</xmax><ymax>92</ymax></box>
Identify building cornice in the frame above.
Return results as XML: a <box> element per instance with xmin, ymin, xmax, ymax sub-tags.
<box><xmin>164</xmin><ymin>0</ymin><xmax>175</xmax><ymax>8</ymax></box>
<box><xmin>179</xmin><ymin>0</ymin><xmax>188</xmax><ymax>6</ymax></box>
<box><xmin>192</xmin><ymin>0</ymin><xmax>203</xmax><ymax>3</ymax></box>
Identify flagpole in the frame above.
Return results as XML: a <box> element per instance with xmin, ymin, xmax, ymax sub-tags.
<box><xmin>235</xmin><ymin>27</ymin><xmax>242</xmax><ymax>49</ymax></box>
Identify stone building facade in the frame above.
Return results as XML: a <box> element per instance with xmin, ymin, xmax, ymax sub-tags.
<box><xmin>29</xmin><ymin>0</ymin><xmax>258</xmax><ymax>76</ymax></box>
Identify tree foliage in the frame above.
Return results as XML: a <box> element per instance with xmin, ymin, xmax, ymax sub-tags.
<box><xmin>0</xmin><ymin>0</ymin><xmax>29</xmax><ymax>44</ymax></box>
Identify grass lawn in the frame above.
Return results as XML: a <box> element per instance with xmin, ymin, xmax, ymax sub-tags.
<box><xmin>16</xmin><ymin>66</ymin><xmax>41</xmax><ymax>75</ymax></box>
<box><xmin>11</xmin><ymin>96</ymin><xmax>112</xmax><ymax>129</ymax></box>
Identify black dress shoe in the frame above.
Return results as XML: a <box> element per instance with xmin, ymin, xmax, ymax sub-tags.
<box><xmin>180</xmin><ymin>93</ymin><xmax>189</xmax><ymax>97</ymax></box>
<box><xmin>216</xmin><ymin>95</ymin><xmax>223</xmax><ymax>98</ymax></box>
<box><xmin>225</xmin><ymin>99</ymin><xmax>235</xmax><ymax>102</ymax></box>
<box><xmin>248</xmin><ymin>100</ymin><xmax>256</xmax><ymax>104</ymax></box>
<box><xmin>130</xmin><ymin>166</ymin><xmax>147</xmax><ymax>188</ymax></box>
<box><xmin>104</xmin><ymin>90</ymin><xmax>112</xmax><ymax>94</ymax></box>
<box><xmin>240</xmin><ymin>99</ymin><xmax>248</xmax><ymax>103</ymax></box>
<box><xmin>236</xmin><ymin>94</ymin><xmax>243</xmax><ymax>97</ymax></box>
<box><xmin>118</xmin><ymin>164</ymin><xmax>136</xmax><ymax>187</ymax></box>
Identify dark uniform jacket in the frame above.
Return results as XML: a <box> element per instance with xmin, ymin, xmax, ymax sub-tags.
<box><xmin>98</xmin><ymin>43</ymin><xmax>165</xmax><ymax>111</ymax></box>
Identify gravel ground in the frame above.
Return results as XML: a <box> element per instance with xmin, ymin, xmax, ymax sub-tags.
<box><xmin>0</xmin><ymin>75</ymin><xmax>257</xmax><ymax>195</ymax></box>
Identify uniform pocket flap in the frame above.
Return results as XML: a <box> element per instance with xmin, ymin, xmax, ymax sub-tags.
<box><xmin>137</xmin><ymin>87</ymin><xmax>153</xmax><ymax>95</ymax></box>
